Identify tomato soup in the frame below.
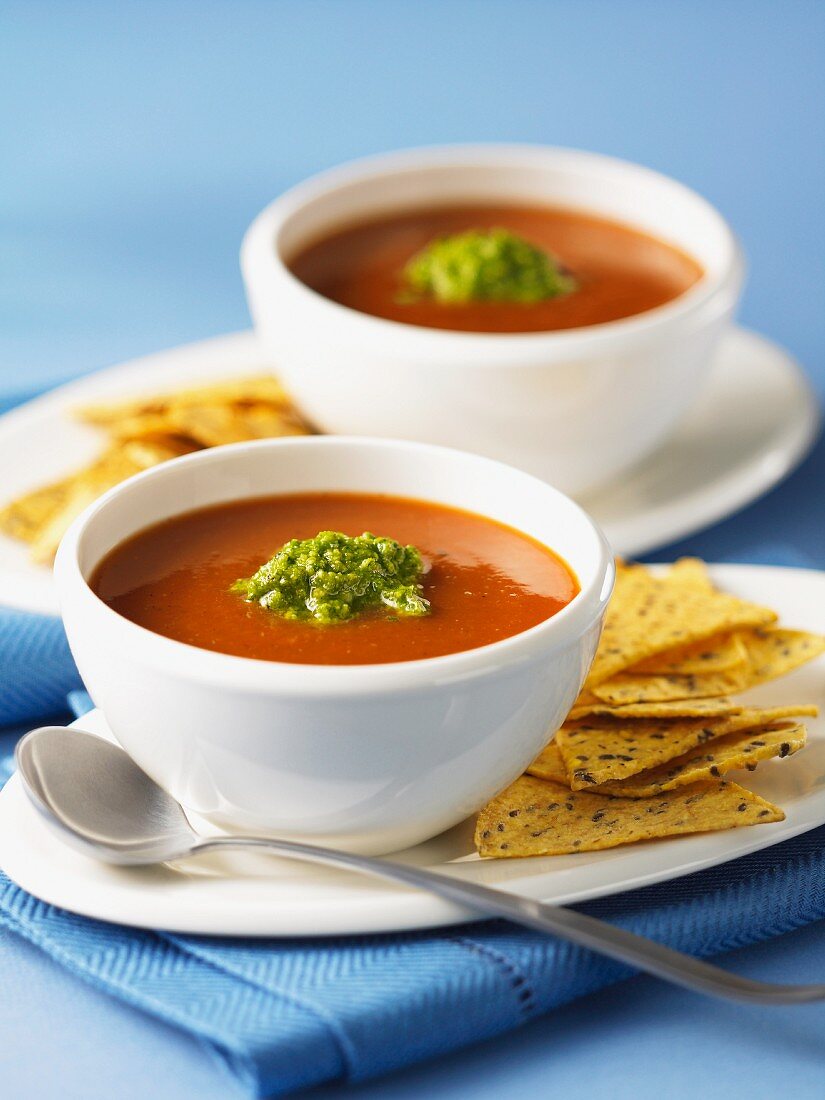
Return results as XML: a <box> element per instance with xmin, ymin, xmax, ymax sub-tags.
<box><xmin>288</xmin><ymin>204</ymin><xmax>703</xmax><ymax>334</ymax></box>
<box><xmin>92</xmin><ymin>493</ymin><xmax>578</xmax><ymax>665</ymax></box>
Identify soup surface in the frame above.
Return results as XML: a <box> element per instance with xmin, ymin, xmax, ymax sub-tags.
<box><xmin>92</xmin><ymin>493</ymin><xmax>578</xmax><ymax>665</ymax></box>
<box><xmin>288</xmin><ymin>204</ymin><xmax>704</xmax><ymax>333</ymax></box>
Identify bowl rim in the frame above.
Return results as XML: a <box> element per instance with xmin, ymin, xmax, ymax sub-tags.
<box><xmin>241</xmin><ymin>142</ymin><xmax>746</xmax><ymax>358</ymax></box>
<box><xmin>55</xmin><ymin>436</ymin><xmax>615</xmax><ymax>697</ymax></box>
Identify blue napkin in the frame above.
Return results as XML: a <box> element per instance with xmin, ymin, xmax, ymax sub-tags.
<box><xmin>0</xmin><ymin>388</ymin><xmax>83</xmax><ymax>726</ymax></box>
<box><xmin>0</xmin><ymin>609</ymin><xmax>82</xmax><ymax>725</ymax></box>
<box><xmin>2</xmin><ymin>672</ymin><xmax>825</xmax><ymax>1095</ymax></box>
<box><xmin>2</xmin><ymin>387</ymin><xmax>825</xmax><ymax>1095</ymax></box>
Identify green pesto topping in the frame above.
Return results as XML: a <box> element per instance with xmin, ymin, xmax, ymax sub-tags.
<box><xmin>402</xmin><ymin>228</ymin><xmax>577</xmax><ymax>305</ymax></box>
<box><xmin>232</xmin><ymin>530</ymin><xmax>430</xmax><ymax>623</ymax></box>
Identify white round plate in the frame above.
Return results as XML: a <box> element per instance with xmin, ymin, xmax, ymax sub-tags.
<box><xmin>0</xmin><ymin>563</ymin><xmax>823</xmax><ymax>937</ymax></box>
<box><xmin>0</xmin><ymin>326</ymin><xmax>818</xmax><ymax>614</ymax></box>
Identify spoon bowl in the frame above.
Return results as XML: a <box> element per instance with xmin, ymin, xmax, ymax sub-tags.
<box><xmin>16</xmin><ymin>726</ymin><xmax>196</xmax><ymax>864</ymax></box>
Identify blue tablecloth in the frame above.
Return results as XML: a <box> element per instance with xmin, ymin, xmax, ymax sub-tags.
<box><xmin>3</xmin><ymin>2</ymin><xmax>824</xmax><ymax>1097</ymax></box>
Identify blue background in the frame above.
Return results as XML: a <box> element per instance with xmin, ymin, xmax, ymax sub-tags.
<box><xmin>2</xmin><ymin>1</ymin><xmax>824</xmax><ymax>1097</ymax></box>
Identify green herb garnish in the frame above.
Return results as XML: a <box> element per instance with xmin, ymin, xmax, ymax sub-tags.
<box><xmin>402</xmin><ymin>228</ymin><xmax>577</xmax><ymax>304</ymax></box>
<box><xmin>233</xmin><ymin>530</ymin><xmax>430</xmax><ymax>623</ymax></box>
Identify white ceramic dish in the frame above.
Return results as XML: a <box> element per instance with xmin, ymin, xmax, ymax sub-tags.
<box><xmin>0</xmin><ymin>325</ymin><xmax>816</xmax><ymax>616</ymax></box>
<box><xmin>242</xmin><ymin>144</ymin><xmax>745</xmax><ymax>495</ymax></box>
<box><xmin>54</xmin><ymin>436</ymin><xmax>613</xmax><ymax>855</ymax></box>
<box><xmin>1</xmin><ymin>562</ymin><xmax>822</xmax><ymax>937</ymax></box>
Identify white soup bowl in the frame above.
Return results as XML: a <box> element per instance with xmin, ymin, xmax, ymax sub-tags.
<box><xmin>242</xmin><ymin>144</ymin><xmax>744</xmax><ymax>496</ymax></box>
<box><xmin>55</xmin><ymin>437</ymin><xmax>614</xmax><ymax>854</ymax></box>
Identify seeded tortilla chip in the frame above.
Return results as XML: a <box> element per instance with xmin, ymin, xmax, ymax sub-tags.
<box><xmin>568</xmin><ymin>697</ymin><xmax>744</xmax><ymax>721</ymax></box>
<box><xmin>569</xmin><ymin>690</ymin><xmax>601</xmax><ymax>713</ymax></box>
<box><xmin>0</xmin><ymin>473</ymin><xmax>80</xmax><ymax>544</ymax></box>
<box><xmin>158</xmin><ymin>403</ymin><xmax>308</xmax><ymax>448</ymax></box>
<box><xmin>667</xmin><ymin>557</ymin><xmax>715</xmax><ymax>590</ymax></box>
<box><xmin>743</xmin><ymin>627</ymin><xmax>825</xmax><ymax>685</ymax></box>
<box><xmin>584</xmin><ymin>562</ymin><xmax>776</xmax><ymax>689</ymax></box>
<box><xmin>526</xmin><ymin>740</ymin><xmax>569</xmax><ymax>784</ymax></box>
<box><xmin>556</xmin><ymin>705</ymin><xmax>818</xmax><ymax>788</ymax></box>
<box><xmin>106</xmin><ymin>411</ymin><xmax>190</xmax><ymax>443</ymax></box>
<box><xmin>527</xmin><ymin>722</ymin><xmax>809</xmax><ymax>793</ymax></box>
<box><xmin>2</xmin><ymin>373</ymin><xmax>315</xmax><ymax>566</ymax></box>
<box><xmin>75</xmin><ymin>375</ymin><xmax>294</xmax><ymax>425</ymax></box>
<box><xmin>587</xmin><ymin>722</ymin><xmax>808</xmax><ymax>798</ymax></box>
<box><xmin>592</xmin><ymin>667</ymin><xmax>745</xmax><ymax>705</ymax></box>
<box><xmin>592</xmin><ymin>628</ymin><xmax>825</xmax><ymax>705</ymax></box>
<box><xmin>27</xmin><ymin>439</ymin><xmax>195</xmax><ymax>563</ymax></box>
<box><xmin>103</xmin><ymin>403</ymin><xmax>307</xmax><ymax>450</ymax></box>
<box><xmin>630</xmin><ymin>632</ymin><xmax>748</xmax><ymax>676</ymax></box>
<box><xmin>474</xmin><ymin>774</ymin><xmax>783</xmax><ymax>858</ymax></box>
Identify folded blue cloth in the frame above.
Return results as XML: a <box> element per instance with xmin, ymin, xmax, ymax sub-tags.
<box><xmin>2</xmin><ymin>386</ymin><xmax>825</xmax><ymax>1095</ymax></box>
<box><xmin>2</xmin><ymin>677</ymin><xmax>825</xmax><ymax>1095</ymax></box>
<box><xmin>0</xmin><ymin>388</ymin><xmax>84</xmax><ymax>725</ymax></box>
<box><xmin>0</xmin><ymin>609</ymin><xmax>82</xmax><ymax>725</ymax></box>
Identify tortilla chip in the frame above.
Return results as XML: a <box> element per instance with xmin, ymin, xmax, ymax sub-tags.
<box><xmin>526</xmin><ymin>740</ymin><xmax>569</xmax><ymax>784</ymax></box>
<box><xmin>667</xmin><ymin>557</ymin><xmax>715</xmax><ymax>590</ymax></box>
<box><xmin>107</xmin><ymin>402</ymin><xmax>309</xmax><ymax>448</ymax></box>
<box><xmin>226</xmin><ymin>402</ymin><xmax>308</xmax><ymax>437</ymax></box>
<box><xmin>592</xmin><ymin>628</ymin><xmax>825</xmax><ymax>705</ymax></box>
<box><xmin>569</xmin><ymin>690</ymin><xmax>601</xmax><ymax>713</ymax></box>
<box><xmin>586</xmin><ymin>722</ymin><xmax>808</xmax><ymax>798</ymax></box>
<box><xmin>584</xmin><ymin>563</ymin><xmax>776</xmax><ymax>689</ymax></box>
<box><xmin>475</xmin><ymin>774</ymin><xmax>783</xmax><ymax>858</ymax></box>
<box><xmin>75</xmin><ymin>375</ymin><xmax>294</xmax><ymax>425</ymax></box>
<box><xmin>105</xmin><ymin>411</ymin><xmax>187</xmax><ymax>442</ymax></box>
<box><xmin>592</xmin><ymin>667</ymin><xmax>745</xmax><ymax>705</ymax></box>
<box><xmin>159</xmin><ymin>404</ymin><xmax>305</xmax><ymax>448</ymax></box>
<box><xmin>555</xmin><ymin>705</ymin><xmax>818</xmax><ymax>788</ymax></box>
<box><xmin>567</xmin><ymin>697</ymin><xmax>744</xmax><ymax>721</ymax></box>
<box><xmin>630</xmin><ymin>632</ymin><xmax>748</xmax><ymax>676</ymax></box>
<box><xmin>0</xmin><ymin>474</ymin><xmax>80</xmax><ymax>543</ymax></box>
<box><xmin>27</xmin><ymin>439</ymin><xmax>195</xmax><ymax>563</ymax></box>
<box><xmin>744</xmin><ymin>627</ymin><xmax>825</xmax><ymax>684</ymax></box>
<box><xmin>1</xmin><ymin>373</ymin><xmax>316</xmax><ymax>564</ymax></box>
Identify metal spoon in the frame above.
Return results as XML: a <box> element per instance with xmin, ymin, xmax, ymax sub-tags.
<box><xmin>15</xmin><ymin>725</ymin><xmax>825</xmax><ymax>1005</ymax></box>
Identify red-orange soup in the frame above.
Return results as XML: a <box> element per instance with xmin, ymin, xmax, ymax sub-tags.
<box><xmin>288</xmin><ymin>204</ymin><xmax>704</xmax><ymax>334</ymax></box>
<box><xmin>92</xmin><ymin>493</ymin><xmax>579</xmax><ymax>665</ymax></box>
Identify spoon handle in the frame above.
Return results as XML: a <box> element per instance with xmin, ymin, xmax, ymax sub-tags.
<box><xmin>193</xmin><ymin>835</ymin><xmax>825</xmax><ymax>1005</ymax></box>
